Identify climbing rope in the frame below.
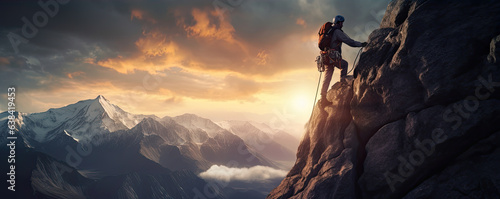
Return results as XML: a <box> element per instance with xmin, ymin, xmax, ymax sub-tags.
<box><xmin>311</xmin><ymin>71</ymin><xmax>322</xmax><ymax>113</ymax></box>
<box><xmin>347</xmin><ymin>47</ymin><xmax>364</xmax><ymax>75</ymax></box>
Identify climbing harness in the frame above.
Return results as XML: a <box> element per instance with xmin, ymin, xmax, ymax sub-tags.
<box><xmin>311</xmin><ymin>47</ymin><xmax>364</xmax><ymax>113</ymax></box>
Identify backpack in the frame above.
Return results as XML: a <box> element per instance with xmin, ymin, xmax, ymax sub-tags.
<box><xmin>318</xmin><ymin>22</ymin><xmax>338</xmax><ymax>51</ymax></box>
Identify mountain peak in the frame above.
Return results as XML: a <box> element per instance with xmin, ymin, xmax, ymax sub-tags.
<box><xmin>87</xmin><ymin>95</ymin><xmax>117</xmax><ymax>118</ymax></box>
<box><xmin>137</xmin><ymin>117</ymin><xmax>159</xmax><ymax>126</ymax></box>
<box><xmin>85</xmin><ymin>96</ymin><xmax>151</xmax><ymax>129</ymax></box>
<box><xmin>96</xmin><ymin>95</ymin><xmax>107</xmax><ymax>101</ymax></box>
<box><xmin>173</xmin><ymin>113</ymin><xmax>225</xmax><ymax>137</ymax></box>
<box><xmin>174</xmin><ymin>113</ymin><xmax>211</xmax><ymax>124</ymax></box>
<box><xmin>176</xmin><ymin>113</ymin><xmax>200</xmax><ymax>119</ymax></box>
<box><xmin>93</xmin><ymin>95</ymin><xmax>112</xmax><ymax>107</ymax></box>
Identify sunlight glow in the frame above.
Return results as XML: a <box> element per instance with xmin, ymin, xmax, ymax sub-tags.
<box><xmin>291</xmin><ymin>94</ymin><xmax>311</xmax><ymax>113</ymax></box>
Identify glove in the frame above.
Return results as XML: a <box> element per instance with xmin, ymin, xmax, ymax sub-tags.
<box><xmin>361</xmin><ymin>42</ymin><xmax>368</xmax><ymax>47</ymax></box>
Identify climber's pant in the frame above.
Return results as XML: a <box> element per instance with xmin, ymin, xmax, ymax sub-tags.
<box><xmin>321</xmin><ymin>59</ymin><xmax>348</xmax><ymax>98</ymax></box>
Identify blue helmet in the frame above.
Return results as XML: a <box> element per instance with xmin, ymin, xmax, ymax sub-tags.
<box><xmin>333</xmin><ymin>15</ymin><xmax>345</xmax><ymax>24</ymax></box>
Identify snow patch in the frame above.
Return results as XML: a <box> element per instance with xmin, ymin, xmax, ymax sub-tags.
<box><xmin>64</xmin><ymin>130</ymin><xmax>80</xmax><ymax>142</ymax></box>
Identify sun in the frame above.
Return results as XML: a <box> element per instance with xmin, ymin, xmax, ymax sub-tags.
<box><xmin>291</xmin><ymin>94</ymin><xmax>312</xmax><ymax>113</ymax></box>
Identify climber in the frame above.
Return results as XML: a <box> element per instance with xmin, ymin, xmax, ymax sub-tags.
<box><xmin>318</xmin><ymin>15</ymin><xmax>367</xmax><ymax>106</ymax></box>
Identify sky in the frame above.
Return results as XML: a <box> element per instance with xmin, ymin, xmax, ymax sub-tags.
<box><xmin>0</xmin><ymin>0</ymin><xmax>389</xmax><ymax>137</ymax></box>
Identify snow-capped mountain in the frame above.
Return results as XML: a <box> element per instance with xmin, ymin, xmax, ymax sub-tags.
<box><xmin>20</xmin><ymin>95</ymin><xmax>155</xmax><ymax>144</ymax></box>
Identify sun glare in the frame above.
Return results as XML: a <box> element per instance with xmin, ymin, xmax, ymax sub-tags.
<box><xmin>291</xmin><ymin>94</ymin><xmax>311</xmax><ymax>113</ymax></box>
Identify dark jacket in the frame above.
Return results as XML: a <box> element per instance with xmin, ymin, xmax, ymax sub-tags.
<box><xmin>330</xmin><ymin>25</ymin><xmax>362</xmax><ymax>54</ymax></box>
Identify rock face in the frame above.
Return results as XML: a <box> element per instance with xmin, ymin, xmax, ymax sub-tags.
<box><xmin>268</xmin><ymin>0</ymin><xmax>500</xmax><ymax>198</ymax></box>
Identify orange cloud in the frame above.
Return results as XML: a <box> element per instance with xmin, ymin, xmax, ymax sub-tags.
<box><xmin>96</xmin><ymin>56</ymin><xmax>131</xmax><ymax>74</ymax></box>
<box><xmin>256</xmin><ymin>50</ymin><xmax>269</xmax><ymax>66</ymax></box>
<box><xmin>184</xmin><ymin>8</ymin><xmax>236</xmax><ymax>43</ymax></box>
<box><xmin>182</xmin><ymin>8</ymin><xmax>249</xmax><ymax>55</ymax></box>
<box><xmin>135</xmin><ymin>30</ymin><xmax>179</xmax><ymax>57</ymax></box>
<box><xmin>96</xmin><ymin>29</ymin><xmax>184</xmax><ymax>74</ymax></box>
<box><xmin>296</xmin><ymin>18</ymin><xmax>306</xmax><ymax>27</ymax></box>
<box><xmin>96</xmin><ymin>8</ymin><xmax>299</xmax><ymax>76</ymax></box>
<box><xmin>96</xmin><ymin>7</ymin><xmax>257</xmax><ymax>75</ymax></box>
<box><xmin>131</xmin><ymin>9</ymin><xmax>157</xmax><ymax>24</ymax></box>
<box><xmin>67</xmin><ymin>71</ymin><xmax>85</xmax><ymax>79</ymax></box>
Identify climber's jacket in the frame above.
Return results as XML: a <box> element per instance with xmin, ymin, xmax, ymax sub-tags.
<box><xmin>330</xmin><ymin>24</ymin><xmax>363</xmax><ymax>54</ymax></box>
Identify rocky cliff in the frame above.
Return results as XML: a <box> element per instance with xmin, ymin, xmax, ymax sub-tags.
<box><xmin>268</xmin><ymin>0</ymin><xmax>500</xmax><ymax>198</ymax></box>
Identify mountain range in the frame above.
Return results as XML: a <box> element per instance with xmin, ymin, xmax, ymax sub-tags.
<box><xmin>0</xmin><ymin>95</ymin><xmax>299</xmax><ymax>198</ymax></box>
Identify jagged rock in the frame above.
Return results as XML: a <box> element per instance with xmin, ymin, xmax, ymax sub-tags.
<box><xmin>268</xmin><ymin>80</ymin><xmax>360</xmax><ymax>199</ymax></box>
<box><xmin>269</xmin><ymin>0</ymin><xmax>500</xmax><ymax>198</ymax></box>
<box><xmin>353</xmin><ymin>0</ymin><xmax>500</xmax><ymax>138</ymax></box>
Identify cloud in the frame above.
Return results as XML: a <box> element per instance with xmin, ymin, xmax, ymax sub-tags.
<box><xmin>0</xmin><ymin>0</ymin><xmax>389</xmax><ymax>115</ymax></box>
<box><xmin>199</xmin><ymin>165</ymin><xmax>287</xmax><ymax>183</ymax></box>
<box><xmin>95</xmin><ymin>28</ymin><xmax>183</xmax><ymax>74</ymax></box>
<box><xmin>256</xmin><ymin>50</ymin><xmax>269</xmax><ymax>65</ymax></box>
<box><xmin>0</xmin><ymin>0</ymin><xmax>388</xmax><ymax>76</ymax></box>
<box><xmin>155</xmin><ymin>70</ymin><xmax>263</xmax><ymax>101</ymax></box>
<box><xmin>183</xmin><ymin>8</ymin><xmax>236</xmax><ymax>43</ymax></box>
<box><xmin>67</xmin><ymin>71</ymin><xmax>85</xmax><ymax>79</ymax></box>
<box><xmin>296</xmin><ymin>17</ymin><xmax>306</xmax><ymax>27</ymax></box>
<box><xmin>164</xmin><ymin>96</ymin><xmax>183</xmax><ymax>105</ymax></box>
<box><xmin>131</xmin><ymin>9</ymin><xmax>157</xmax><ymax>24</ymax></box>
